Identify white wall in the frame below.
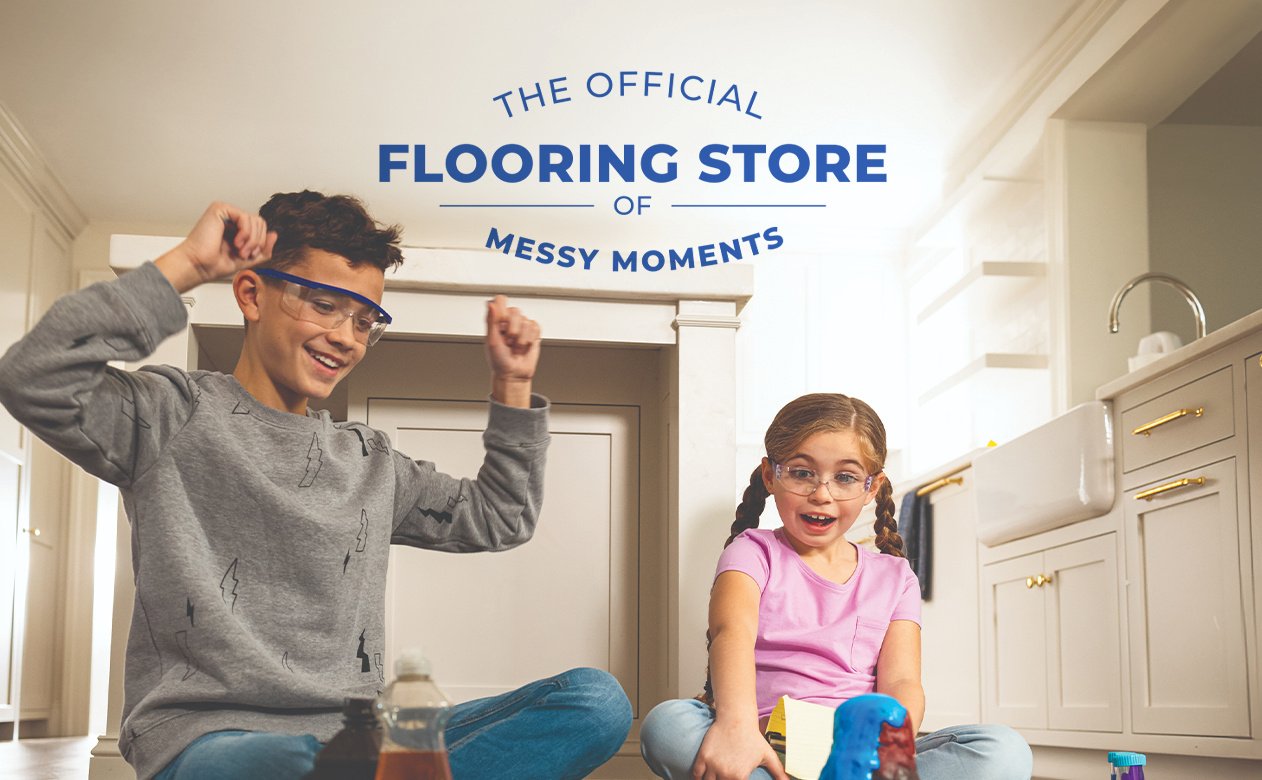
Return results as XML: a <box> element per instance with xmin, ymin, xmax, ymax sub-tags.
<box><xmin>1148</xmin><ymin>123</ymin><xmax>1262</xmax><ymax>344</ymax></box>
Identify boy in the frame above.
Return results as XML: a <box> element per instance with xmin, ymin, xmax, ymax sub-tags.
<box><xmin>0</xmin><ymin>193</ymin><xmax>632</xmax><ymax>779</ymax></box>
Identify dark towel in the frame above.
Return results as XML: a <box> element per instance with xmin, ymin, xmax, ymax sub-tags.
<box><xmin>897</xmin><ymin>489</ymin><xmax>932</xmax><ymax>601</ymax></box>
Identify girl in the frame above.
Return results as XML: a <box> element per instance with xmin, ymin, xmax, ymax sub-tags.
<box><xmin>640</xmin><ymin>394</ymin><xmax>1032</xmax><ymax>780</ymax></box>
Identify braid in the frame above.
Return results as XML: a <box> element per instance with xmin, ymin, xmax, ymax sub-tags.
<box><xmin>725</xmin><ymin>465</ymin><xmax>769</xmax><ymax>548</ymax></box>
<box><xmin>872</xmin><ymin>477</ymin><xmax>905</xmax><ymax>557</ymax></box>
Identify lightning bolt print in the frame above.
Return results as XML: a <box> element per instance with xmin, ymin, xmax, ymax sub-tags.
<box><xmin>231</xmin><ymin>401</ymin><xmax>250</xmax><ymax>415</ymax></box>
<box><xmin>342</xmin><ymin>549</ymin><xmax>351</xmax><ymax>575</ymax></box>
<box><xmin>175</xmin><ymin>631</ymin><xmax>199</xmax><ymax>681</ymax></box>
<box><xmin>219</xmin><ymin>558</ymin><xmax>240</xmax><ymax>612</ymax></box>
<box><xmin>414</xmin><ymin>507</ymin><xmax>453</xmax><ymax>524</ymax></box>
<box><xmin>356</xmin><ymin>630</ymin><xmax>371</xmax><ymax>673</ymax></box>
<box><xmin>186</xmin><ymin>597</ymin><xmax>195</xmax><ymax>627</ymax></box>
<box><xmin>281</xmin><ymin>651</ymin><xmax>295</xmax><ymax>673</ymax></box>
<box><xmin>374</xmin><ymin>652</ymin><xmax>384</xmax><ymax>683</ymax></box>
<box><xmin>70</xmin><ymin>334</ymin><xmax>93</xmax><ymax>349</ymax></box>
<box><xmin>299</xmin><ymin>433</ymin><xmax>323</xmax><ymax>488</ymax></box>
<box><xmin>355</xmin><ymin>510</ymin><xmax>368</xmax><ymax>552</ymax></box>
<box><xmin>351</xmin><ymin>427</ymin><xmax>390</xmax><ymax>456</ymax></box>
<box><xmin>120</xmin><ymin>393</ymin><xmax>151</xmax><ymax>430</ymax></box>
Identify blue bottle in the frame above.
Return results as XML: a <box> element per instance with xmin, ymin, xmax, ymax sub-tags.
<box><xmin>1108</xmin><ymin>751</ymin><xmax>1146</xmax><ymax>779</ymax></box>
<box><xmin>819</xmin><ymin>693</ymin><xmax>918</xmax><ymax>780</ymax></box>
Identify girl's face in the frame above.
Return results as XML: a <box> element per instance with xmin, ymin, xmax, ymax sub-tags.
<box><xmin>763</xmin><ymin>429</ymin><xmax>883</xmax><ymax>554</ymax></box>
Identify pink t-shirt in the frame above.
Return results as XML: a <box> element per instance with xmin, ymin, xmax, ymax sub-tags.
<box><xmin>715</xmin><ymin>527</ymin><xmax>921</xmax><ymax>718</ymax></box>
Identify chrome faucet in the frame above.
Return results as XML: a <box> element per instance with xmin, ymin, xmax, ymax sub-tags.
<box><xmin>1108</xmin><ymin>272</ymin><xmax>1206</xmax><ymax>340</ymax></box>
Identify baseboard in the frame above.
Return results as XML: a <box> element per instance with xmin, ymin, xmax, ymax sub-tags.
<box><xmin>89</xmin><ymin>736</ymin><xmax>136</xmax><ymax>780</ymax></box>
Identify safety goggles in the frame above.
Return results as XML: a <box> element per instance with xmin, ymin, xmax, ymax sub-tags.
<box><xmin>255</xmin><ymin>268</ymin><xmax>392</xmax><ymax>346</ymax></box>
<box><xmin>773</xmin><ymin>463</ymin><xmax>878</xmax><ymax>501</ymax></box>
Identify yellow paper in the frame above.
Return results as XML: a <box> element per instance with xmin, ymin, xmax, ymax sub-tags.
<box><xmin>764</xmin><ymin>696</ymin><xmax>836</xmax><ymax>780</ymax></box>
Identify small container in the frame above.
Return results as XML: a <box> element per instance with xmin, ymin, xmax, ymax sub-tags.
<box><xmin>374</xmin><ymin>648</ymin><xmax>453</xmax><ymax>780</ymax></box>
<box><xmin>1108</xmin><ymin>751</ymin><xmax>1146</xmax><ymax>779</ymax></box>
<box><xmin>308</xmin><ymin>697</ymin><xmax>382</xmax><ymax>780</ymax></box>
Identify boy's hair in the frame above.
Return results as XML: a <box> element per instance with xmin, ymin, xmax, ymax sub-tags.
<box><xmin>725</xmin><ymin>393</ymin><xmax>905</xmax><ymax>557</ymax></box>
<box><xmin>257</xmin><ymin>190</ymin><xmax>404</xmax><ymax>272</ymax></box>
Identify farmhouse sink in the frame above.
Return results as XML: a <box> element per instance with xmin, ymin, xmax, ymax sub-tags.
<box><xmin>973</xmin><ymin>401</ymin><xmax>1115</xmax><ymax>546</ymax></box>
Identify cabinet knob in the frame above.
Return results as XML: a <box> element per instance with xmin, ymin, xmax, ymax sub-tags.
<box><xmin>1026</xmin><ymin>576</ymin><xmax>1037</xmax><ymax>589</ymax></box>
<box><xmin>20</xmin><ymin>527</ymin><xmax>40</xmax><ymax>537</ymax></box>
<box><xmin>1036</xmin><ymin>573</ymin><xmax>1052</xmax><ymax>587</ymax></box>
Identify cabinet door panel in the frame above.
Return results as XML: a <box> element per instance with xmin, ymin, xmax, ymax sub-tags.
<box><xmin>918</xmin><ymin>475</ymin><xmax>980</xmax><ymax>732</ymax></box>
<box><xmin>373</xmin><ymin>399</ymin><xmax>639</xmax><ymax>709</ymax></box>
<box><xmin>0</xmin><ymin>455</ymin><xmax>21</xmax><ymax>718</ymax></box>
<box><xmin>982</xmin><ymin>552</ymin><xmax>1046</xmax><ymax>729</ymax></box>
<box><xmin>1044</xmin><ymin>534</ymin><xmax>1121</xmax><ymax>732</ymax></box>
<box><xmin>0</xmin><ymin>168</ymin><xmax>33</xmax><ymax>461</ymax></box>
<box><xmin>1125</xmin><ymin>458</ymin><xmax>1248</xmax><ymax>736</ymax></box>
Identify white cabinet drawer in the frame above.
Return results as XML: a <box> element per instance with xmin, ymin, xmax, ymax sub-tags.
<box><xmin>1119</xmin><ymin>366</ymin><xmax>1233</xmax><ymax>473</ymax></box>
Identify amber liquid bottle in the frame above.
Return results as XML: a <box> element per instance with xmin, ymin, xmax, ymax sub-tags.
<box><xmin>374</xmin><ymin>648</ymin><xmax>453</xmax><ymax>780</ymax></box>
<box><xmin>308</xmin><ymin>698</ymin><xmax>382</xmax><ymax>780</ymax></box>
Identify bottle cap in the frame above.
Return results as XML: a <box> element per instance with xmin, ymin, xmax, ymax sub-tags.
<box><xmin>342</xmin><ymin>697</ymin><xmax>377</xmax><ymax>721</ymax></box>
<box><xmin>1108</xmin><ymin>752</ymin><xmax>1147</xmax><ymax>767</ymax></box>
<box><xmin>395</xmin><ymin>646</ymin><xmax>432</xmax><ymax>676</ymax></box>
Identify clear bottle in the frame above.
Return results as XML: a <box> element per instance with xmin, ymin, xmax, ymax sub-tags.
<box><xmin>1108</xmin><ymin>751</ymin><xmax>1147</xmax><ymax>780</ymax></box>
<box><xmin>374</xmin><ymin>648</ymin><xmax>453</xmax><ymax>780</ymax></box>
<box><xmin>308</xmin><ymin>697</ymin><xmax>382</xmax><ymax>780</ymax></box>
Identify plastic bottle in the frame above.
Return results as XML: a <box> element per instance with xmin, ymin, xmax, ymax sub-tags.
<box><xmin>308</xmin><ymin>697</ymin><xmax>382</xmax><ymax>780</ymax></box>
<box><xmin>1108</xmin><ymin>751</ymin><xmax>1146</xmax><ymax>779</ymax></box>
<box><xmin>374</xmin><ymin>648</ymin><xmax>453</xmax><ymax>780</ymax></box>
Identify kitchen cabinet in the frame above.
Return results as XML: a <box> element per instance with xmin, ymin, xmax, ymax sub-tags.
<box><xmin>1082</xmin><ymin>317</ymin><xmax>1262</xmax><ymax>760</ymax></box>
<box><xmin>0</xmin><ymin>158</ymin><xmax>74</xmax><ymax>735</ymax></box>
<box><xmin>912</xmin><ymin>469</ymin><xmax>981</xmax><ymax>733</ymax></box>
<box><xmin>1123</xmin><ymin>458</ymin><xmax>1248</xmax><ymax>736</ymax></box>
<box><xmin>1115</xmin><ymin>356</ymin><xmax>1251</xmax><ymax>738</ymax></box>
<box><xmin>981</xmin><ymin>534</ymin><xmax>1122</xmax><ymax>733</ymax></box>
<box><xmin>1250</xmin><ymin>350</ymin><xmax>1262</xmax><ymax>736</ymax></box>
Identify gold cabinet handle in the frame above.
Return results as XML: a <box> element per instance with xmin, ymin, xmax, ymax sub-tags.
<box><xmin>1037</xmin><ymin>573</ymin><xmax>1052</xmax><ymax>587</ymax></box>
<box><xmin>1135</xmin><ymin>477</ymin><xmax>1206</xmax><ymax>501</ymax></box>
<box><xmin>916</xmin><ymin>475</ymin><xmax>963</xmax><ymax>497</ymax></box>
<box><xmin>1132</xmin><ymin>407</ymin><xmax>1203</xmax><ymax>436</ymax></box>
<box><xmin>1026</xmin><ymin>576</ymin><xmax>1036</xmax><ymax>589</ymax></box>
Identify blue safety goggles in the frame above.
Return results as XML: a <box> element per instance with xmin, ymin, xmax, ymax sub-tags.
<box><xmin>256</xmin><ymin>268</ymin><xmax>393</xmax><ymax>345</ymax></box>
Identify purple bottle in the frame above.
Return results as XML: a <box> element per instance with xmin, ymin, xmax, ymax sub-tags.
<box><xmin>1108</xmin><ymin>751</ymin><xmax>1146</xmax><ymax>779</ymax></box>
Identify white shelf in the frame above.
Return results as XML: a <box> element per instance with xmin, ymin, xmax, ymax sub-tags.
<box><xmin>916</xmin><ymin>261</ymin><xmax>1046</xmax><ymax>325</ymax></box>
<box><xmin>919</xmin><ymin>352</ymin><xmax>1049</xmax><ymax>406</ymax></box>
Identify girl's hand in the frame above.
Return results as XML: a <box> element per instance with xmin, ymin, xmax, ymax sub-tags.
<box><xmin>156</xmin><ymin>202</ymin><xmax>277</xmax><ymax>294</ymax></box>
<box><xmin>691</xmin><ymin>717</ymin><xmax>789</xmax><ymax>780</ymax></box>
<box><xmin>485</xmin><ymin>294</ymin><xmax>541</xmax><ymax>407</ymax></box>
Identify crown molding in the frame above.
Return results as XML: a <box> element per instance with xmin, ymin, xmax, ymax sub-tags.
<box><xmin>0</xmin><ymin>100</ymin><xmax>87</xmax><ymax>238</ymax></box>
<box><xmin>943</xmin><ymin>0</ymin><xmax>1138</xmax><ymax>193</ymax></box>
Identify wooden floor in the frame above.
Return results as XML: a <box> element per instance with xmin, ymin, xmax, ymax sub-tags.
<box><xmin>0</xmin><ymin>737</ymin><xmax>94</xmax><ymax>780</ymax></box>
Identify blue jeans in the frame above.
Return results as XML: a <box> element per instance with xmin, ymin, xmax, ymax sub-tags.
<box><xmin>639</xmin><ymin>699</ymin><xmax>1033</xmax><ymax>780</ymax></box>
<box><xmin>154</xmin><ymin>667</ymin><xmax>632</xmax><ymax>780</ymax></box>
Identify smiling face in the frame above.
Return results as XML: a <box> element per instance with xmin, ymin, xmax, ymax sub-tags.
<box><xmin>234</xmin><ymin>249</ymin><xmax>386</xmax><ymax>414</ymax></box>
<box><xmin>763</xmin><ymin>429</ymin><xmax>883</xmax><ymax>555</ymax></box>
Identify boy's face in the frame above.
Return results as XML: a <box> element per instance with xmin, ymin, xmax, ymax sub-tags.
<box><xmin>247</xmin><ymin>249</ymin><xmax>386</xmax><ymax>403</ymax></box>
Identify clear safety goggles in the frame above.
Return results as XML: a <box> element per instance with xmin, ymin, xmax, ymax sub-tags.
<box><xmin>256</xmin><ymin>268</ymin><xmax>392</xmax><ymax>346</ymax></box>
<box><xmin>772</xmin><ymin>463</ymin><xmax>877</xmax><ymax>501</ymax></box>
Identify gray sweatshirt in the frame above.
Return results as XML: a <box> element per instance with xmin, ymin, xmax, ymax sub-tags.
<box><xmin>0</xmin><ymin>262</ymin><xmax>549</xmax><ymax>779</ymax></box>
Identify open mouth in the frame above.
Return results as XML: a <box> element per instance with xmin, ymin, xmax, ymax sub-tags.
<box><xmin>306</xmin><ymin>347</ymin><xmax>343</xmax><ymax>373</ymax></box>
<box><xmin>801</xmin><ymin>513</ymin><xmax>836</xmax><ymax>530</ymax></box>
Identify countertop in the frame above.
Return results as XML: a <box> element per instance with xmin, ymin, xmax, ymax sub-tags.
<box><xmin>1095</xmin><ymin>307</ymin><xmax>1262</xmax><ymax>400</ymax></box>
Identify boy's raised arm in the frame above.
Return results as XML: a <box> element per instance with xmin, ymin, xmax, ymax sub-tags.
<box><xmin>0</xmin><ymin>203</ymin><xmax>274</xmax><ymax>487</ymax></box>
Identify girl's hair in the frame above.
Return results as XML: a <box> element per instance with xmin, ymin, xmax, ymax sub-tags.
<box><xmin>726</xmin><ymin>393</ymin><xmax>904</xmax><ymax>558</ymax></box>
